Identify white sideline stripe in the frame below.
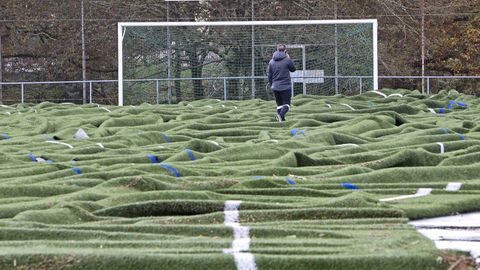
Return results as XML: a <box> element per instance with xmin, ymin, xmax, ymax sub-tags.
<box><xmin>209</xmin><ymin>140</ymin><xmax>220</xmax><ymax>146</ymax></box>
<box><xmin>427</xmin><ymin>108</ymin><xmax>436</xmax><ymax>114</ymax></box>
<box><xmin>223</xmin><ymin>200</ymin><xmax>257</xmax><ymax>270</ymax></box>
<box><xmin>100</xmin><ymin>107</ymin><xmax>112</xmax><ymax>112</ymax></box>
<box><xmin>96</xmin><ymin>143</ymin><xmax>105</xmax><ymax>148</ymax></box>
<box><xmin>232</xmin><ymin>253</ymin><xmax>256</xmax><ymax>270</ymax></box>
<box><xmin>371</xmin><ymin>91</ymin><xmax>387</xmax><ymax>98</ymax></box>
<box><xmin>341</xmin><ymin>103</ymin><xmax>355</xmax><ymax>111</ymax></box>
<box><xmin>0</xmin><ymin>105</ymin><xmax>13</xmax><ymax>108</ymax></box>
<box><xmin>436</xmin><ymin>142</ymin><xmax>445</xmax><ymax>154</ymax></box>
<box><xmin>45</xmin><ymin>141</ymin><xmax>74</xmax><ymax>149</ymax></box>
<box><xmin>380</xmin><ymin>188</ymin><xmax>432</xmax><ymax>202</ymax></box>
<box><xmin>335</xmin><ymin>143</ymin><xmax>359</xmax><ymax>147</ymax></box>
<box><xmin>388</xmin><ymin>93</ymin><xmax>403</xmax><ymax>98</ymax></box>
<box><xmin>445</xmin><ymin>182</ymin><xmax>462</xmax><ymax>192</ymax></box>
<box><xmin>326</xmin><ymin>104</ymin><xmax>332</xmax><ymax>108</ymax></box>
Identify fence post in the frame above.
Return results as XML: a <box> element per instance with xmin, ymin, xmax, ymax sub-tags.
<box><xmin>156</xmin><ymin>80</ymin><xmax>160</xmax><ymax>104</ymax></box>
<box><xmin>426</xmin><ymin>77</ymin><xmax>430</xmax><ymax>96</ymax></box>
<box><xmin>223</xmin><ymin>78</ymin><xmax>227</xmax><ymax>101</ymax></box>
<box><xmin>167</xmin><ymin>79</ymin><xmax>172</xmax><ymax>104</ymax></box>
<box><xmin>89</xmin><ymin>82</ymin><xmax>93</xmax><ymax>104</ymax></box>
<box><xmin>21</xmin><ymin>83</ymin><xmax>24</xmax><ymax>104</ymax></box>
<box><xmin>359</xmin><ymin>78</ymin><xmax>363</xmax><ymax>94</ymax></box>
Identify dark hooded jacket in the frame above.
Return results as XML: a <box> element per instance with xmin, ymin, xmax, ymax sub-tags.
<box><xmin>267</xmin><ymin>51</ymin><xmax>296</xmax><ymax>91</ymax></box>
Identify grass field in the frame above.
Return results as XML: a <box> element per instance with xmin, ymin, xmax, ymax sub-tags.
<box><xmin>0</xmin><ymin>89</ymin><xmax>479</xmax><ymax>269</ymax></box>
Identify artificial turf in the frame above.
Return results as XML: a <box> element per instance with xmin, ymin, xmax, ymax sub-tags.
<box><xmin>0</xmin><ymin>89</ymin><xmax>479</xmax><ymax>269</ymax></box>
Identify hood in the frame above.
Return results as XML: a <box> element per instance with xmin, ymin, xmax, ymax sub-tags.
<box><xmin>272</xmin><ymin>51</ymin><xmax>287</xmax><ymax>61</ymax></box>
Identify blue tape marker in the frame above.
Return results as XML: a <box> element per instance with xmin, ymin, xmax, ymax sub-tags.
<box><xmin>162</xmin><ymin>133</ymin><xmax>170</xmax><ymax>143</ymax></box>
<box><xmin>286</xmin><ymin>177</ymin><xmax>297</xmax><ymax>186</ymax></box>
<box><xmin>341</xmin><ymin>182</ymin><xmax>359</xmax><ymax>190</ymax></box>
<box><xmin>456</xmin><ymin>133</ymin><xmax>466</xmax><ymax>141</ymax></box>
<box><xmin>440</xmin><ymin>128</ymin><xmax>449</xmax><ymax>134</ymax></box>
<box><xmin>147</xmin><ymin>154</ymin><xmax>159</xmax><ymax>163</ymax></box>
<box><xmin>457</xmin><ymin>102</ymin><xmax>468</xmax><ymax>108</ymax></box>
<box><xmin>1</xmin><ymin>134</ymin><xmax>10</xmax><ymax>140</ymax></box>
<box><xmin>291</xmin><ymin>129</ymin><xmax>306</xmax><ymax>136</ymax></box>
<box><xmin>27</xmin><ymin>153</ymin><xmax>37</xmax><ymax>162</ymax></box>
<box><xmin>72</xmin><ymin>167</ymin><xmax>83</xmax><ymax>175</ymax></box>
<box><xmin>448</xmin><ymin>100</ymin><xmax>456</xmax><ymax>109</ymax></box>
<box><xmin>184</xmin><ymin>148</ymin><xmax>196</xmax><ymax>160</ymax></box>
<box><xmin>159</xmin><ymin>163</ymin><xmax>181</xmax><ymax>178</ymax></box>
<box><xmin>439</xmin><ymin>107</ymin><xmax>445</xmax><ymax>114</ymax></box>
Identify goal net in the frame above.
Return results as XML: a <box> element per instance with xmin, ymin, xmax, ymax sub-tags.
<box><xmin>118</xmin><ymin>20</ymin><xmax>378</xmax><ymax>106</ymax></box>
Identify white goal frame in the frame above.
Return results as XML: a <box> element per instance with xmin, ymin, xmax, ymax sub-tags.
<box><xmin>118</xmin><ymin>19</ymin><xmax>378</xmax><ymax>106</ymax></box>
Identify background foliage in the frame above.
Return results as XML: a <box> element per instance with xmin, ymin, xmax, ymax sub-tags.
<box><xmin>0</xmin><ymin>0</ymin><xmax>479</xmax><ymax>103</ymax></box>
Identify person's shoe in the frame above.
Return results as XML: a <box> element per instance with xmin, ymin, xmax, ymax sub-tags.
<box><xmin>275</xmin><ymin>114</ymin><xmax>282</xmax><ymax>122</ymax></box>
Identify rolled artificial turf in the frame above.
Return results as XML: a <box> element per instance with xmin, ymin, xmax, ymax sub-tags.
<box><xmin>0</xmin><ymin>89</ymin><xmax>479</xmax><ymax>269</ymax></box>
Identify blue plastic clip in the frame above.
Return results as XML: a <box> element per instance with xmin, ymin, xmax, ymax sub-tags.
<box><xmin>341</xmin><ymin>182</ymin><xmax>359</xmax><ymax>190</ymax></box>
<box><xmin>162</xmin><ymin>133</ymin><xmax>170</xmax><ymax>143</ymax></box>
<box><xmin>1</xmin><ymin>134</ymin><xmax>10</xmax><ymax>140</ymax></box>
<box><xmin>447</xmin><ymin>100</ymin><xmax>456</xmax><ymax>109</ymax></box>
<box><xmin>27</xmin><ymin>153</ymin><xmax>37</xmax><ymax>162</ymax></box>
<box><xmin>147</xmin><ymin>154</ymin><xmax>159</xmax><ymax>163</ymax></box>
<box><xmin>286</xmin><ymin>177</ymin><xmax>297</xmax><ymax>185</ymax></box>
<box><xmin>291</xmin><ymin>129</ymin><xmax>306</xmax><ymax>136</ymax></box>
<box><xmin>184</xmin><ymin>148</ymin><xmax>196</xmax><ymax>160</ymax></box>
<box><xmin>159</xmin><ymin>163</ymin><xmax>181</xmax><ymax>178</ymax></box>
<box><xmin>72</xmin><ymin>167</ymin><xmax>83</xmax><ymax>175</ymax></box>
<box><xmin>457</xmin><ymin>102</ymin><xmax>468</xmax><ymax>108</ymax></box>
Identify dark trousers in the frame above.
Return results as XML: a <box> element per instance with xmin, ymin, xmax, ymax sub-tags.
<box><xmin>274</xmin><ymin>90</ymin><xmax>291</xmax><ymax>121</ymax></box>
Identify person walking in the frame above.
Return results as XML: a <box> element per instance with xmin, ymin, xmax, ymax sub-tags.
<box><xmin>267</xmin><ymin>44</ymin><xmax>296</xmax><ymax>122</ymax></box>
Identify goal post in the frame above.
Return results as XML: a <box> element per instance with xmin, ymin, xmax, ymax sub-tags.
<box><xmin>118</xmin><ymin>19</ymin><xmax>378</xmax><ymax>106</ymax></box>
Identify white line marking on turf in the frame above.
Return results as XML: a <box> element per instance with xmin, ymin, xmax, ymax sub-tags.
<box><xmin>380</xmin><ymin>188</ymin><xmax>432</xmax><ymax>202</ymax></box>
<box><xmin>388</xmin><ymin>93</ymin><xmax>403</xmax><ymax>98</ymax></box>
<box><xmin>209</xmin><ymin>140</ymin><xmax>220</xmax><ymax>146</ymax></box>
<box><xmin>341</xmin><ymin>103</ymin><xmax>355</xmax><ymax>111</ymax></box>
<box><xmin>371</xmin><ymin>91</ymin><xmax>387</xmax><ymax>98</ymax></box>
<box><xmin>45</xmin><ymin>141</ymin><xmax>74</xmax><ymax>149</ymax></box>
<box><xmin>436</xmin><ymin>142</ymin><xmax>445</xmax><ymax>154</ymax></box>
<box><xmin>445</xmin><ymin>182</ymin><xmax>462</xmax><ymax>192</ymax></box>
<box><xmin>427</xmin><ymin>108</ymin><xmax>436</xmax><ymax>114</ymax></box>
<box><xmin>96</xmin><ymin>143</ymin><xmax>105</xmax><ymax>148</ymax></box>
<box><xmin>100</xmin><ymin>107</ymin><xmax>112</xmax><ymax>112</ymax></box>
<box><xmin>223</xmin><ymin>200</ymin><xmax>257</xmax><ymax>270</ymax></box>
<box><xmin>326</xmin><ymin>104</ymin><xmax>332</xmax><ymax>108</ymax></box>
<box><xmin>335</xmin><ymin>143</ymin><xmax>360</xmax><ymax>147</ymax></box>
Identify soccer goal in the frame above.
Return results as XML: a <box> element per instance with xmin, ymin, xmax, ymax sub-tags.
<box><xmin>118</xmin><ymin>20</ymin><xmax>378</xmax><ymax>106</ymax></box>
